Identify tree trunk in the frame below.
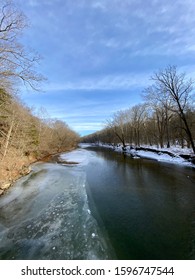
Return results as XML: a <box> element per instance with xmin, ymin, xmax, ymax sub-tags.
<box><xmin>181</xmin><ymin>114</ymin><xmax>195</xmax><ymax>153</ymax></box>
<box><xmin>165</xmin><ymin>109</ymin><xmax>170</xmax><ymax>148</ymax></box>
<box><xmin>178</xmin><ymin>103</ymin><xmax>195</xmax><ymax>153</ymax></box>
<box><xmin>2</xmin><ymin>119</ymin><xmax>14</xmax><ymax>159</ymax></box>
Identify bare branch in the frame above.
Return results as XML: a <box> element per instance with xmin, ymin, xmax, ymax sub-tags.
<box><xmin>0</xmin><ymin>0</ymin><xmax>44</xmax><ymax>91</ymax></box>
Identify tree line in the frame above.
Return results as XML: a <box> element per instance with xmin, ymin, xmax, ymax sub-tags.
<box><xmin>0</xmin><ymin>90</ymin><xmax>79</xmax><ymax>160</ymax></box>
<box><xmin>0</xmin><ymin>1</ymin><xmax>79</xmax><ymax>187</ymax></box>
<box><xmin>0</xmin><ymin>90</ymin><xmax>79</xmax><ymax>187</ymax></box>
<box><xmin>82</xmin><ymin>65</ymin><xmax>195</xmax><ymax>154</ymax></box>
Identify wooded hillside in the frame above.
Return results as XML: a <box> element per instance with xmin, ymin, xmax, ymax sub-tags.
<box><xmin>0</xmin><ymin>1</ymin><xmax>79</xmax><ymax>192</ymax></box>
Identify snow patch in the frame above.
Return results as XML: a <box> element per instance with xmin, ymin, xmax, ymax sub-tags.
<box><xmin>94</xmin><ymin>143</ymin><xmax>194</xmax><ymax>167</ymax></box>
<box><xmin>60</xmin><ymin>149</ymin><xmax>90</xmax><ymax>166</ymax></box>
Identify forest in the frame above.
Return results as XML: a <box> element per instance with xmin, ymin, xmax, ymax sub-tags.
<box><xmin>83</xmin><ymin>65</ymin><xmax>195</xmax><ymax>154</ymax></box>
<box><xmin>0</xmin><ymin>1</ymin><xmax>79</xmax><ymax>192</ymax></box>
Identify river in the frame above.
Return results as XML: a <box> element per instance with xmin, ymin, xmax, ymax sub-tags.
<box><xmin>0</xmin><ymin>145</ymin><xmax>194</xmax><ymax>259</ymax></box>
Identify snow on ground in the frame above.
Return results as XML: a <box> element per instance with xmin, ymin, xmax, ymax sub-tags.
<box><xmin>121</xmin><ymin>146</ymin><xmax>194</xmax><ymax>167</ymax></box>
<box><xmin>82</xmin><ymin>143</ymin><xmax>195</xmax><ymax>168</ymax></box>
<box><xmin>136</xmin><ymin>145</ymin><xmax>194</xmax><ymax>156</ymax></box>
<box><xmin>132</xmin><ymin>150</ymin><xmax>184</xmax><ymax>163</ymax></box>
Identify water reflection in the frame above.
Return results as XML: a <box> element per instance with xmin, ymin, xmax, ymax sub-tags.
<box><xmin>85</xmin><ymin>147</ymin><xmax>195</xmax><ymax>259</ymax></box>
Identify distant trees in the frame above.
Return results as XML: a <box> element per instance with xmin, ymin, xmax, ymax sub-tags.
<box><xmin>82</xmin><ymin>66</ymin><xmax>195</xmax><ymax>153</ymax></box>
<box><xmin>130</xmin><ymin>104</ymin><xmax>147</xmax><ymax>147</ymax></box>
<box><xmin>107</xmin><ymin>110</ymin><xmax>129</xmax><ymax>149</ymax></box>
<box><xmin>49</xmin><ymin>120</ymin><xmax>79</xmax><ymax>153</ymax></box>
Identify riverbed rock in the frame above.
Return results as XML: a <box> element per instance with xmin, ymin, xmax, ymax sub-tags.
<box><xmin>20</xmin><ymin>166</ymin><xmax>31</xmax><ymax>176</ymax></box>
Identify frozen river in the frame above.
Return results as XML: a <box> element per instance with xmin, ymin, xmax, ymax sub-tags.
<box><xmin>0</xmin><ymin>145</ymin><xmax>195</xmax><ymax>259</ymax></box>
<box><xmin>0</xmin><ymin>148</ymin><xmax>111</xmax><ymax>259</ymax></box>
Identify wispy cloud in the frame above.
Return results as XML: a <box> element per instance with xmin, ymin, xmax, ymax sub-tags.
<box><xmin>69</xmin><ymin>122</ymin><xmax>104</xmax><ymax>132</ymax></box>
<box><xmin>43</xmin><ymin>73</ymin><xmax>150</xmax><ymax>92</ymax></box>
<box><xmin>91</xmin><ymin>1</ymin><xmax>106</xmax><ymax>11</ymax></box>
<box><xmin>20</xmin><ymin>0</ymin><xmax>195</xmax><ymax>135</ymax></box>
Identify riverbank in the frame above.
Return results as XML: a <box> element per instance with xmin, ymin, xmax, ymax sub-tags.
<box><xmin>86</xmin><ymin>143</ymin><xmax>195</xmax><ymax>168</ymax></box>
<box><xmin>0</xmin><ymin>148</ymin><xmax>110</xmax><ymax>260</ymax></box>
<box><xmin>0</xmin><ymin>155</ymin><xmax>34</xmax><ymax>196</ymax></box>
<box><xmin>0</xmin><ymin>147</ymin><xmax>77</xmax><ymax>196</ymax></box>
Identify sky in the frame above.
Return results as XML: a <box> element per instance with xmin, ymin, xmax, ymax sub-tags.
<box><xmin>17</xmin><ymin>0</ymin><xmax>195</xmax><ymax>136</ymax></box>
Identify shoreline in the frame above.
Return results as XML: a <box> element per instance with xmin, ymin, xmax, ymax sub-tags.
<box><xmin>86</xmin><ymin>143</ymin><xmax>195</xmax><ymax>168</ymax></box>
<box><xmin>0</xmin><ymin>147</ymin><xmax>77</xmax><ymax>197</ymax></box>
<box><xmin>1</xmin><ymin>143</ymin><xmax>194</xmax><ymax>196</ymax></box>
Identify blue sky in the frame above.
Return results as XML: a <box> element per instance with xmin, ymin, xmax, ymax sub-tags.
<box><xmin>18</xmin><ymin>0</ymin><xmax>195</xmax><ymax>136</ymax></box>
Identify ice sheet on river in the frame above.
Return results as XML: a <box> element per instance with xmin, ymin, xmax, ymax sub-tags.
<box><xmin>0</xmin><ymin>161</ymin><xmax>109</xmax><ymax>260</ymax></box>
<box><xmin>60</xmin><ymin>149</ymin><xmax>91</xmax><ymax>165</ymax></box>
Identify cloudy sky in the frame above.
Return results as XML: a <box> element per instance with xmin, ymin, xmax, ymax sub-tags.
<box><xmin>18</xmin><ymin>0</ymin><xmax>195</xmax><ymax>135</ymax></box>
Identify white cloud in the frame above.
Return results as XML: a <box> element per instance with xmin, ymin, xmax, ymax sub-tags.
<box><xmin>20</xmin><ymin>0</ymin><xmax>195</xmax><ymax>137</ymax></box>
<box><xmin>44</xmin><ymin>73</ymin><xmax>150</xmax><ymax>92</ymax></box>
<box><xmin>71</xmin><ymin>122</ymin><xmax>103</xmax><ymax>131</ymax></box>
<box><xmin>91</xmin><ymin>1</ymin><xmax>106</xmax><ymax>11</ymax></box>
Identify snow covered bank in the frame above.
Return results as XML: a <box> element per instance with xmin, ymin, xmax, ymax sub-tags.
<box><xmin>82</xmin><ymin>143</ymin><xmax>195</xmax><ymax>168</ymax></box>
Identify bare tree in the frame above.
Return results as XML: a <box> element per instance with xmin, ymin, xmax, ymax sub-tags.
<box><xmin>107</xmin><ymin>110</ymin><xmax>130</xmax><ymax>149</ymax></box>
<box><xmin>143</xmin><ymin>85</ymin><xmax>173</xmax><ymax>148</ymax></box>
<box><xmin>130</xmin><ymin>104</ymin><xmax>147</xmax><ymax>147</ymax></box>
<box><xmin>0</xmin><ymin>0</ymin><xmax>44</xmax><ymax>90</ymax></box>
<box><xmin>151</xmin><ymin>65</ymin><xmax>195</xmax><ymax>153</ymax></box>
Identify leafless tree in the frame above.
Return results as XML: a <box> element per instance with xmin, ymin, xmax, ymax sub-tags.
<box><xmin>129</xmin><ymin>104</ymin><xmax>147</xmax><ymax>147</ymax></box>
<box><xmin>150</xmin><ymin>65</ymin><xmax>195</xmax><ymax>153</ymax></box>
<box><xmin>143</xmin><ymin>85</ymin><xmax>173</xmax><ymax>148</ymax></box>
<box><xmin>0</xmin><ymin>0</ymin><xmax>44</xmax><ymax>90</ymax></box>
<box><xmin>106</xmin><ymin>110</ymin><xmax>130</xmax><ymax>149</ymax></box>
